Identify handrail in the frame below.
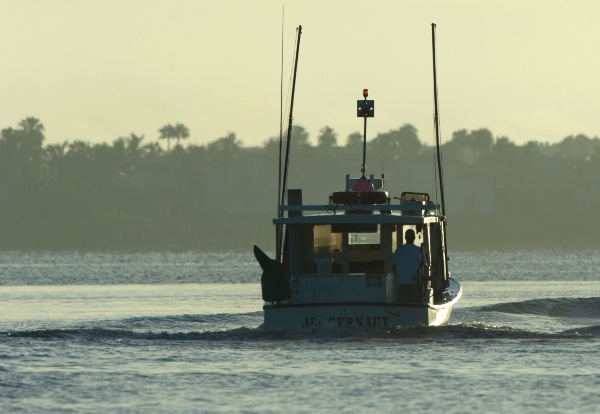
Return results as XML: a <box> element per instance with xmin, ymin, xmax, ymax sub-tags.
<box><xmin>279</xmin><ymin>203</ymin><xmax>439</xmax><ymax>212</ymax></box>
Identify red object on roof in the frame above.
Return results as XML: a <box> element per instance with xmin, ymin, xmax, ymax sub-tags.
<box><xmin>352</xmin><ymin>177</ymin><xmax>374</xmax><ymax>192</ymax></box>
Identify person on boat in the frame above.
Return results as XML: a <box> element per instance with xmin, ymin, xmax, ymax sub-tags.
<box><xmin>392</xmin><ymin>229</ymin><xmax>422</xmax><ymax>303</ymax></box>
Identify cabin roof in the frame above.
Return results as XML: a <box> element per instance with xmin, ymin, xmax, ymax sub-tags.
<box><xmin>274</xmin><ymin>212</ymin><xmax>441</xmax><ymax>225</ymax></box>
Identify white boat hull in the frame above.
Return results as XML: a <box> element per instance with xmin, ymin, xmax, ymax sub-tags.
<box><xmin>262</xmin><ymin>277</ymin><xmax>461</xmax><ymax>330</ymax></box>
<box><xmin>263</xmin><ymin>302</ymin><xmax>453</xmax><ymax>330</ymax></box>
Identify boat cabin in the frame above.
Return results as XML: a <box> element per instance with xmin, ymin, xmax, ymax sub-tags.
<box><xmin>275</xmin><ymin>181</ymin><xmax>450</xmax><ymax>306</ymax></box>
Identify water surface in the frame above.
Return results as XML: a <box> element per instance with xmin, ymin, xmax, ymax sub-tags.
<box><xmin>1</xmin><ymin>251</ymin><xmax>599</xmax><ymax>413</ymax></box>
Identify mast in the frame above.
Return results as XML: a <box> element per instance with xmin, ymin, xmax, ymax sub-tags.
<box><xmin>357</xmin><ymin>89</ymin><xmax>374</xmax><ymax>177</ymax></box>
<box><xmin>276</xmin><ymin>25</ymin><xmax>302</xmax><ymax>262</ymax></box>
<box><xmin>431</xmin><ymin>23</ymin><xmax>446</xmax><ymax>217</ymax></box>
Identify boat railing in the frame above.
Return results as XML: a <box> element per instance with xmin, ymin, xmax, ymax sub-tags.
<box><xmin>279</xmin><ymin>202</ymin><xmax>439</xmax><ymax>214</ymax></box>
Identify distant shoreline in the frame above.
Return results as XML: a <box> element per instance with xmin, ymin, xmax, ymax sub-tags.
<box><xmin>1</xmin><ymin>214</ymin><xmax>595</xmax><ymax>252</ymax></box>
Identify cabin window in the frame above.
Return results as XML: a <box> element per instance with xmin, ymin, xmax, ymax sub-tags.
<box><xmin>313</xmin><ymin>225</ymin><xmax>342</xmax><ymax>254</ymax></box>
<box><xmin>397</xmin><ymin>224</ymin><xmax>423</xmax><ymax>248</ymax></box>
<box><xmin>390</xmin><ymin>225</ymin><xmax>398</xmax><ymax>252</ymax></box>
<box><xmin>348</xmin><ymin>224</ymin><xmax>380</xmax><ymax>247</ymax></box>
<box><xmin>346</xmin><ymin>224</ymin><xmax>384</xmax><ymax>273</ymax></box>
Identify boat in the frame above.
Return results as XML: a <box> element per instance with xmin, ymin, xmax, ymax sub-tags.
<box><xmin>254</xmin><ymin>24</ymin><xmax>462</xmax><ymax>330</ymax></box>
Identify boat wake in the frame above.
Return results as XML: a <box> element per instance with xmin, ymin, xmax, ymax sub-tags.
<box><xmin>480</xmin><ymin>297</ymin><xmax>600</xmax><ymax>318</ymax></box>
<box><xmin>4</xmin><ymin>326</ymin><xmax>266</xmax><ymax>341</ymax></box>
<box><xmin>4</xmin><ymin>298</ymin><xmax>599</xmax><ymax>342</ymax></box>
<box><xmin>3</xmin><ymin>320</ymin><xmax>599</xmax><ymax>342</ymax></box>
<box><xmin>118</xmin><ymin>312</ymin><xmax>261</xmax><ymax>327</ymax></box>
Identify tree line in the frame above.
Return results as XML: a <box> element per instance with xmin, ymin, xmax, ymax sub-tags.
<box><xmin>1</xmin><ymin>117</ymin><xmax>599</xmax><ymax>251</ymax></box>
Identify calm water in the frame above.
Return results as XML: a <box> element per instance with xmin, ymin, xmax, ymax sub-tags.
<box><xmin>1</xmin><ymin>250</ymin><xmax>599</xmax><ymax>413</ymax></box>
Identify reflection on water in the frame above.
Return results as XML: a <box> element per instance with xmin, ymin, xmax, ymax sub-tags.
<box><xmin>0</xmin><ymin>284</ymin><xmax>262</xmax><ymax>328</ymax></box>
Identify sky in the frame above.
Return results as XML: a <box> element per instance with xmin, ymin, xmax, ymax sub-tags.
<box><xmin>2</xmin><ymin>0</ymin><xmax>600</xmax><ymax>148</ymax></box>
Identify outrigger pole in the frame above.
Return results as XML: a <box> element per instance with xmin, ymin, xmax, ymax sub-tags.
<box><xmin>277</xmin><ymin>7</ymin><xmax>285</xmax><ymax>234</ymax></box>
<box><xmin>431</xmin><ymin>23</ymin><xmax>446</xmax><ymax>217</ymax></box>
<box><xmin>432</xmin><ymin>23</ymin><xmax>450</xmax><ymax>286</ymax></box>
<box><xmin>276</xmin><ymin>25</ymin><xmax>302</xmax><ymax>262</ymax></box>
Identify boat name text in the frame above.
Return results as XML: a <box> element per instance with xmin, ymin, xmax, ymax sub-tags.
<box><xmin>302</xmin><ymin>316</ymin><xmax>390</xmax><ymax>328</ymax></box>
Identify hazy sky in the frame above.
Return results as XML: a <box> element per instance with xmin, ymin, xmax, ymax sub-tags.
<box><xmin>2</xmin><ymin>0</ymin><xmax>599</xmax><ymax>147</ymax></box>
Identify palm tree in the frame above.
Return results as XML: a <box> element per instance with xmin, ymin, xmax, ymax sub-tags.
<box><xmin>159</xmin><ymin>124</ymin><xmax>176</xmax><ymax>151</ymax></box>
<box><xmin>44</xmin><ymin>141</ymin><xmax>69</xmax><ymax>183</ymax></box>
<box><xmin>14</xmin><ymin>117</ymin><xmax>45</xmax><ymax>152</ymax></box>
<box><xmin>45</xmin><ymin>141</ymin><xmax>68</xmax><ymax>159</ymax></box>
<box><xmin>345</xmin><ymin>132</ymin><xmax>362</xmax><ymax>148</ymax></box>
<box><xmin>18</xmin><ymin>117</ymin><xmax>44</xmax><ymax>134</ymax></box>
<box><xmin>173</xmin><ymin>123</ymin><xmax>190</xmax><ymax>147</ymax></box>
<box><xmin>1</xmin><ymin>127</ymin><xmax>18</xmax><ymax>147</ymax></box>
<box><xmin>124</xmin><ymin>133</ymin><xmax>145</xmax><ymax>157</ymax></box>
<box><xmin>113</xmin><ymin>133</ymin><xmax>146</xmax><ymax>173</ymax></box>
<box><xmin>317</xmin><ymin>126</ymin><xmax>337</xmax><ymax>149</ymax></box>
<box><xmin>289</xmin><ymin>125</ymin><xmax>310</xmax><ymax>146</ymax></box>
